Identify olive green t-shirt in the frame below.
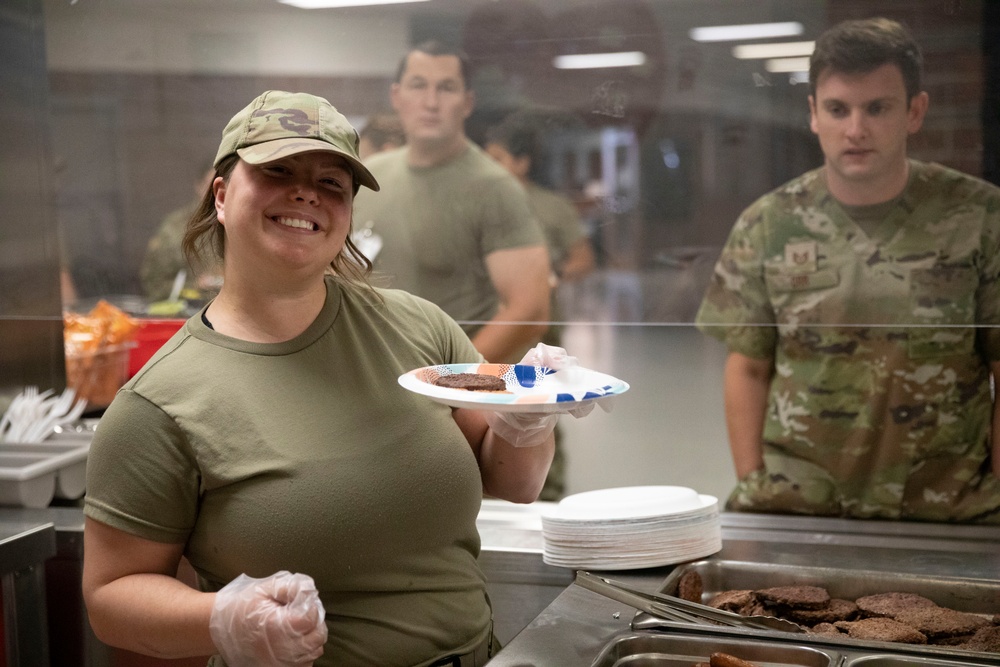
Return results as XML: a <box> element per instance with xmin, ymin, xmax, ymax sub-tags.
<box><xmin>525</xmin><ymin>182</ymin><xmax>586</xmax><ymax>271</ymax></box>
<box><xmin>85</xmin><ymin>277</ymin><xmax>492</xmax><ymax>666</ymax></box>
<box><xmin>525</xmin><ymin>182</ymin><xmax>587</xmax><ymax>347</ymax></box>
<box><xmin>353</xmin><ymin>141</ymin><xmax>545</xmax><ymax>335</ymax></box>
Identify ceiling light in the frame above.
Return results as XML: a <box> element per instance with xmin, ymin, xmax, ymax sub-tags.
<box><xmin>553</xmin><ymin>51</ymin><xmax>647</xmax><ymax>69</ymax></box>
<box><xmin>690</xmin><ymin>22</ymin><xmax>804</xmax><ymax>43</ymax></box>
<box><xmin>279</xmin><ymin>0</ymin><xmax>430</xmax><ymax>8</ymax></box>
<box><xmin>764</xmin><ymin>57</ymin><xmax>811</xmax><ymax>73</ymax></box>
<box><xmin>732</xmin><ymin>41</ymin><xmax>815</xmax><ymax>59</ymax></box>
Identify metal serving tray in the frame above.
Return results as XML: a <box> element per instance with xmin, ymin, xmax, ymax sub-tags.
<box><xmin>591</xmin><ymin>631</ymin><xmax>839</xmax><ymax>667</ymax></box>
<box><xmin>630</xmin><ymin>560</ymin><xmax>998</xmax><ymax>664</ymax></box>
<box><xmin>846</xmin><ymin>657</ymin><xmax>999</xmax><ymax>667</ymax></box>
<box><xmin>591</xmin><ymin>632</ymin><xmax>994</xmax><ymax>667</ymax></box>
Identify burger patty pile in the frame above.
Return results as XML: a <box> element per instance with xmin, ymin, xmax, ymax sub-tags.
<box><xmin>676</xmin><ymin>570</ymin><xmax>1000</xmax><ymax>651</ymax></box>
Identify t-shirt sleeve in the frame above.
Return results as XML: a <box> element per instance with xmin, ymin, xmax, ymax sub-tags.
<box><xmin>542</xmin><ymin>192</ymin><xmax>587</xmax><ymax>266</ymax></box>
<box><xmin>417</xmin><ymin>296</ymin><xmax>486</xmax><ymax>365</ymax></box>
<box><xmin>84</xmin><ymin>389</ymin><xmax>201</xmax><ymax>543</ymax></box>
<box><xmin>479</xmin><ymin>174</ymin><xmax>546</xmax><ymax>256</ymax></box>
<box><xmin>695</xmin><ymin>206</ymin><xmax>777</xmax><ymax>359</ymax></box>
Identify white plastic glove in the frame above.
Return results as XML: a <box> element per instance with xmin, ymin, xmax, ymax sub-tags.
<box><xmin>209</xmin><ymin>570</ymin><xmax>327</xmax><ymax>667</ymax></box>
<box><xmin>484</xmin><ymin>344</ymin><xmax>613</xmax><ymax>447</ymax></box>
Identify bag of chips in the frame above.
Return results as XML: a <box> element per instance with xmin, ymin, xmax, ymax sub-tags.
<box><xmin>64</xmin><ymin>301</ymin><xmax>139</xmax><ymax>409</ymax></box>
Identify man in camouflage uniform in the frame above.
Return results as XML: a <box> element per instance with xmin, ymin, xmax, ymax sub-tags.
<box><xmin>695</xmin><ymin>17</ymin><xmax>1000</xmax><ymax>522</ymax></box>
<box><xmin>140</xmin><ymin>168</ymin><xmax>221</xmax><ymax>302</ymax></box>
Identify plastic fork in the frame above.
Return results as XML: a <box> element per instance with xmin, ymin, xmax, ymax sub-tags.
<box><xmin>23</xmin><ymin>390</ymin><xmax>88</xmax><ymax>442</ymax></box>
<box><xmin>1</xmin><ymin>387</ymin><xmax>88</xmax><ymax>443</ymax></box>
<box><xmin>0</xmin><ymin>387</ymin><xmax>42</xmax><ymax>442</ymax></box>
<box><xmin>55</xmin><ymin>397</ymin><xmax>89</xmax><ymax>432</ymax></box>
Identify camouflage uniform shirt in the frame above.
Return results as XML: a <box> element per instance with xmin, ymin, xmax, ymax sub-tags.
<box><xmin>140</xmin><ymin>201</ymin><xmax>221</xmax><ymax>302</ymax></box>
<box><xmin>696</xmin><ymin>160</ymin><xmax>1000</xmax><ymax>522</ymax></box>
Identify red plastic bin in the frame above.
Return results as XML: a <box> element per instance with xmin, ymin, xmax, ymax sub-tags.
<box><xmin>128</xmin><ymin>318</ymin><xmax>186</xmax><ymax>377</ymax></box>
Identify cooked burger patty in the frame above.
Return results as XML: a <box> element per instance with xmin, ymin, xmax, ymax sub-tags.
<box><xmin>707</xmin><ymin>589</ymin><xmax>756</xmax><ymax>612</ymax></box>
<box><xmin>961</xmin><ymin>625</ymin><xmax>1000</xmax><ymax>652</ymax></box>
<box><xmin>432</xmin><ymin>373</ymin><xmax>507</xmax><ymax>392</ymax></box>
<box><xmin>756</xmin><ymin>585</ymin><xmax>830</xmax><ymax>610</ymax></box>
<box><xmin>677</xmin><ymin>569</ymin><xmax>704</xmax><ymax>603</ymax></box>
<box><xmin>784</xmin><ymin>598</ymin><xmax>858</xmax><ymax>624</ymax></box>
<box><xmin>893</xmin><ymin>607</ymin><xmax>990</xmax><ymax>639</ymax></box>
<box><xmin>856</xmin><ymin>592</ymin><xmax>938</xmax><ymax>618</ymax></box>
<box><xmin>834</xmin><ymin>617</ymin><xmax>928</xmax><ymax>644</ymax></box>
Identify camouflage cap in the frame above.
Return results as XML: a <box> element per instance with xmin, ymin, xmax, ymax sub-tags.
<box><xmin>214</xmin><ymin>90</ymin><xmax>379</xmax><ymax>191</ymax></box>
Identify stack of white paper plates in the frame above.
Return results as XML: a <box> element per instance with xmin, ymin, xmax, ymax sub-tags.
<box><xmin>540</xmin><ymin>486</ymin><xmax>721</xmax><ymax>570</ymax></box>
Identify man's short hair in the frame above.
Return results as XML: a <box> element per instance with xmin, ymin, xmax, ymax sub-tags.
<box><xmin>486</xmin><ymin>113</ymin><xmax>540</xmax><ymax>162</ymax></box>
<box><xmin>809</xmin><ymin>17</ymin><xmax>923</xmax><ymax>101</ymax></box>
<box><xmin>395</xmin><ymin>40</ymin><xmax>474</xmax><ymax>89</ymax></box>
<box><xmin>360</xmin><ymin>112</ymin><xmax>405</xmax><ymax>152</ymax></box>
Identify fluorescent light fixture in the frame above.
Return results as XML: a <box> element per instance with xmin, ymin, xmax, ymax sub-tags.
<box><xmin>690</xmin><ymin>22</ymin><xmax>803</xmax><ymax>43</ymax></box>
<box><xmin>279</xmin><ymin>0</ymin><xmax>430</xmax><ymax>8</ymax></box>
<box><xmin>764</xmin><ymin>56</ymin><xmax>811</xmax><ymax>73</ymax></box>
<box><xmin>732</xmin><ymin>41</ymin><xmax>814</xmax><ymax>59</ymax></box>
<box><xmin>553</xmin><ymin>51</ymin><xmax>647</xmax><ymax>69</ymax></box>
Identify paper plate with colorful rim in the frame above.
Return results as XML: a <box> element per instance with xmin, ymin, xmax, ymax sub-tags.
<box><xmin>398</xmin><ymin>363</ymin><xmax>629</xmax><ymax>413</ymax></box>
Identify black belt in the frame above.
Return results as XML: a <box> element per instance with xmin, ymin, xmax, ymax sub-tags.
<box><xmin>428</xmin><ymin>625</ymin><xmax>496</xmax><ymax>667</ymax></box>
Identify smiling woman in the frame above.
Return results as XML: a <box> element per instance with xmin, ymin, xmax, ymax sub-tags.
<box><xmin>212</xmin><ymin>153</ymin><xmax>358</xmax><ymax>297</ymax></box>
<box><xmin>172</xmin><ymin>92</ymin><xmax>380</xmax><ymax>342</ymax></box>
<box><xmin>80</xmin><ymin>87</ymin><xmax>601</xmax><ymax>667</ymax></box>
<box><xmin>210</xmin><ymin>151</ymin><xmax>353</xmax><ymax>306</ymax></box>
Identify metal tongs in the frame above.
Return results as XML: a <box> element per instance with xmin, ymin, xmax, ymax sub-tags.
<box><xmin>575</xmin><ymin>571</ymin><xmax>806</xmax><ymax>634</ymax></box>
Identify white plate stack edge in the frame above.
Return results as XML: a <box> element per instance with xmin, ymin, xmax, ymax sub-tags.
<box><xmin>540</xmin><ymin>486</ymin><xmax>722</xmax><ymax>570</ymax></box>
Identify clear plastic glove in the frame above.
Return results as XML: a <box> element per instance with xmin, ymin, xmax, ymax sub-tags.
<box><xmin>209</xmin><ymin>570</ymin><xmax>327</xmax><ymax>667</ymax></box>
<box><xmin>521</xmin><ymin>343</ymin><xmax>616</xmax><ymax>416</ymax></box>
<box><xmin>520</xmin><ymin>342</ymin><xmax>576</xmax><ymax>370</ymax></box>
<box><xmin>485</xmin><ymin>410</ymin><xmax>561</xmax><ymax>448</ymax></box>
<box><xmin>484</xmin><ymin>344</ymin><xmax>611</xmax><ymax>447</ymax></box>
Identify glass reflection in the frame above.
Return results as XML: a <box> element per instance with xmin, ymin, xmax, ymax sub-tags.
<box><xmin>39</xmin><ymin>1</ymin><xmax>994</xmax><ymax>328</ymax></box>
<box><xmin>2</xmin><ymin>0</ymin><xmax>995</xmax><ymax>501</ymax></box>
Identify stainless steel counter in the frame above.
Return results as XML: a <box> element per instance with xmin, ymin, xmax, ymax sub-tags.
<box><xmin>486</xmin><ymin>513</ymin><xmax>1000</xmax><ymax>666</ymax></box>
<box><xmin>0</xmin><ymin>514</ymin><xmax>57</xmax><ymax>666</ymax></box>
<box><xmin>477</xmin><ymin>500</ymin><xmax>573</xmax><ymax>644</ymax></box>
<box><xmin>0</xmin><ymin>501</ymin><xmax>564</xmax><ymax>665</ymax></box>
<box><xmin>5</xmin><ymin>503</ymin><xmax>1000</xmax><ymax>667</ymax></box>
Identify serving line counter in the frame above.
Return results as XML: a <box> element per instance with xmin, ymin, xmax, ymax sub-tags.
<box><xmin>0</xmin><ymin>515</ymin><xmax>57</xmax><ymax>666</ymax></box>
<box><xmin>1</xmin><ymin>503</ymin><xmax>999</xmax><ymax>666</ymax></box>
<box><xmin>486</xmin><ymin>512</ymin><xmax>1000</xmax><ymax>666</ymax></box>
<box><xmin>0</xmin><ymin>507</ymin><xmax>101</xmax><ymax>667</ymax></box>
<box><xmin>0</xmin><ymin>501</ymin><xmax>570</xmax><ymax>666</ymax></box>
